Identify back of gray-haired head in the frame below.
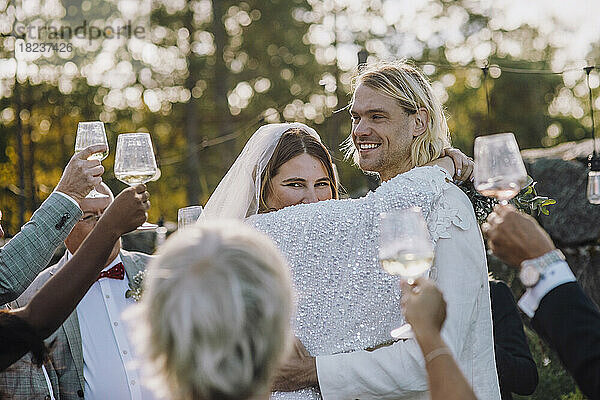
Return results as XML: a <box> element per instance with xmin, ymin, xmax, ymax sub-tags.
<box><xmin>132</xmin><ymin>219</ymin><xmax>293</xmax><ymax>400</ymax></box>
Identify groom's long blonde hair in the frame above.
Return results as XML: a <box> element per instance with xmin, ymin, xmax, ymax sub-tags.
<box><xmin>342</xmin><ymin>60</ymin><xmax>451</xmax><ymax>169</ymax></box>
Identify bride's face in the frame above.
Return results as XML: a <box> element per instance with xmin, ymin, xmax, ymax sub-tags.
<box><xmin>265</xmin><ymin>153</ymin><xmax>333</xmax><ymax>211</ymax></box>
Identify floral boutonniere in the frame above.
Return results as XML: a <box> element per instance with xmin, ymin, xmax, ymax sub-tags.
<box><xmin>125</xmin><ymin>270</ymin><xmax>146</xmax><ymax>302</ymax></box>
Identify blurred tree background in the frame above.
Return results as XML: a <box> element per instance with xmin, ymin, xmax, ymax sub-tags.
<box><xmin>0</xmin><ymin>1</ymin><xmax>599</xmax><ymax>397</ymax></box>
<box><xmin>1</xmin><ymin>0</ymin><xmax>598</xmax><ymax>229</ymax></box>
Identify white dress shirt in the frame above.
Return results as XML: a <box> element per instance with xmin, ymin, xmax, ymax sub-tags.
<box><xmin>67</xmin><ymin>251</ymin><xmax>156</xmax><ymax>400</ymax></box>
<box><xmin>518</xmin><ymin>260</ymin><xmax>576</xmax><ymax>317</ymax></box>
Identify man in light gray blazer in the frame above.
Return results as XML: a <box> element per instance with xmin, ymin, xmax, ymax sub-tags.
<box><xmin>0</xmin><ymin>143</ymin><xmax>106</xmax><ymax>305</ymax></box>
<box><xmin>2</xmin><ymin>183</ymin><xmax>155</xmax><ymax>400</ymax></box>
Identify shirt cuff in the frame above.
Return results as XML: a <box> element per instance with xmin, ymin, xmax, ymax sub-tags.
<box><xmin>315</xmin><ymin>354</ymin><xmax>346</xmax><ymax>399</ymax></box>
<box><xmin>53</xmin><ymin>191</ymin><xmax>81</xmax><ymax>209</ymax></box>
<box><xmin>518</xmin><ymin>260</ymin><xmax>576</xmax><ymax>317</ymax></box>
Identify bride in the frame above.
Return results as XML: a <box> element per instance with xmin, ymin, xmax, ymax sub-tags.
<box><xmin>202</xmin><ymin>122</ymin><xmax>339</xmax><ymax>219</ymax></box>
<box><xmin>202</xmin><ymin>122</ymin><xmax>468</xmax><ymax>219</ymax></box>
<box><xmin>202</xmin><ymin>122</ymin><xmax>498</xmax><ymax>400</ymax></box>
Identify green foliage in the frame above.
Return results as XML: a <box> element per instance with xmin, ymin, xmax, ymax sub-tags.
<box><xmin>459</xmin><ymin>176</ymin><xmax>556</xmax><ymax>224</ymax></box>
<box><xmin>560</xmin><ymin>389</ymin><xmax>586</xmax><ymax>400</ymax></box>
<box><xmin>512</xmin><ymin>180</ymin><xmax>557</xmax><ymax>216</ymax></box>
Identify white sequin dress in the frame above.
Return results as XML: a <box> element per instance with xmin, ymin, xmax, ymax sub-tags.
<box><xmin>249</xmin><ymin>166</ymin><xmax>501</xmax><ymax>400</ymax></box>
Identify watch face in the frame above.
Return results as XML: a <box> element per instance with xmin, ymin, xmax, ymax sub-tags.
<box><xmin>520</xmin><ymin>266</ymin><xmax>540</xmax><ymax>287</ymax></box>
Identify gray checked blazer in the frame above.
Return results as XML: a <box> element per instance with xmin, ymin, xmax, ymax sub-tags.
<box><xmin>1</xmin><ymin>249</ymin><xmax>151</xmax><ymax>400</ymax></box>
<box><xmin>0</xmin><ymin>192</ymin><xmax>82</xmax><ymax>305</ymax></box>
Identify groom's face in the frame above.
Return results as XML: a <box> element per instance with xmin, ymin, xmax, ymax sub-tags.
<box><xmin>350</xmin><ymin>83</ymin><xmax>420</xmax><ymax>181</ymax></box>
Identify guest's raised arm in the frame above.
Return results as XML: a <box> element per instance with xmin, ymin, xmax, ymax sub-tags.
<box><xmin>0</xmin><ymin>144</ymin><xmax>107</xmax><ymax>304</ymax></box>
<box><xmin>0</xmin><ymin>184</ymin><xmax>148</xmax><ymax>370</ymax></box>
<box><xmin>485</xmin><ymin>205</ymin><xmax>600</xmax><ymax>399</ymax></box>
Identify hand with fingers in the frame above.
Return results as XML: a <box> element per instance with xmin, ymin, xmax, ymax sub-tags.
<box><xmin>401</xmin><ymin>278</ymin><xmax>447</xmax><ymax>338</ymax></box>
<box><xmin>442</xmin><ymin>147</ymin><xmax>474</xmax><ymax>183</ymax></box>
<box><xmin>401</xmin><ymin>278</ymin><xmax>478</xmax><ymax>400</ymax></box>
<box><xmin>271</xmin><ymin>336</ymin><xmax>318</xmax><ymax>391</ymax></box>
<box><xmin>55</xmin><ymin>144</ymin><xmax>108</xmax><ymax>204</ymax></box>
<box><xmin>483</xmin><ymin>204</ymin><xmax>556</xmax><ymax>267</ymax></box>
<box><xmin>99</xmin><ymin>184</ymin><xmax>150</xmax><ymax>235</ymax></box>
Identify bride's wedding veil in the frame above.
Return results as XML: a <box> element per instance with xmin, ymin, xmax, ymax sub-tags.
<box><xmin>201</xmin><ymin>122</ymin><xmax>322</xmax><ymax>219</ymax></box>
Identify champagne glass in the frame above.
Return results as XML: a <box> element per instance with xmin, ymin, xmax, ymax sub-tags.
<box><xmin>178</xmin><ymin>206</ymin><xmax>203</xmax><ymax>230</ymax></box>
<box><xmin>379</xmin><ymin>207</ymin><xmax>434</xmax><ymax>339</ymax></box>
<box><xmin>114</xmin><ymin>133</ymin><xmax>158</xmax><ymax>230</ymax></box>
<box><xmin>75</xmin><ymin>121</ymin><xmax>109</xmax><ymax>198</ymax></box>
<box><xmin>474</xmin><ymin>132</ymin><xmax>528</xmax><ymax>205</ymax></box>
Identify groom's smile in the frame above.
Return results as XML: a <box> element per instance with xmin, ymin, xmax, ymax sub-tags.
<box><xmin>358</xmin><ymin>143</ymin><xmax>381</xmax><ymax>150</ymax></box>
<box><xmin>357</xmin><ymin>142</ymin><xmax>382</xmax><ymax>152</ymax></box>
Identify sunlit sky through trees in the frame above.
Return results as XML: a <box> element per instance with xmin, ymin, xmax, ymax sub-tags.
<box><xmin>0</xmin><ymin>0</ymin><xmax>599</xmax><ymax>233</ymax></box>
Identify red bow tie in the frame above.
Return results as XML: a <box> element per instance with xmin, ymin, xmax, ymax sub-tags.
<box><xmin>97</xmin><ymin>262</ymin><xmax>125</xmax><ymax>281</ymax></box>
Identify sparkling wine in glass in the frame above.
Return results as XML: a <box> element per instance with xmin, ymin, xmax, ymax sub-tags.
<box><xmin>114</xmin><ymin>133</ymin><xmax>158</xmax><ymax>230</ymax></box>
<box><xmin>75</xmin><ymin>121</ymin><xmax>109</xmax><ymax>198</ymax></box>
<box><xmin>178</xmin><ymin>206</ymin><xmax>203</xmax><ymax>230</ymax></box>
<box><xmin>474</xmin><ymin>132</ymin><xmax>528</xmax><ymax>205</ymax></box>
<box><xmin>379</xmin><ymin>207</ymin><xmax>434</xmax><ymax>339</ymax></box>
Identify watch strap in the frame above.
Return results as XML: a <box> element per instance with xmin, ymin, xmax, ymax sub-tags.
<box><xmin>520</xmin><ymin>249</ymin><xmax>565</xmax><ymax>287</ymax></box>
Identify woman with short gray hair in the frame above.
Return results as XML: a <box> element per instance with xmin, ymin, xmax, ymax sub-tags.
<box><xmin>131</xmin><ymin>219</ymin><xmax>293</xmax><ymax>400</ymax></box>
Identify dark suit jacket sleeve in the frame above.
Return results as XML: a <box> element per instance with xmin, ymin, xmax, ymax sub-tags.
<box><xmin>0</xmin><ymin>193</ymin><xmax>82</xmax><ymax>305</ymax></box>
<box><xmin>490</xmin><ymin>280</ymin><xmax>538</xmax><ymax>397</ymax></box>
<box><xmin>531</xmin><ymin>281</ymin><xmax>600</xmax><ymax>400</ymax></box>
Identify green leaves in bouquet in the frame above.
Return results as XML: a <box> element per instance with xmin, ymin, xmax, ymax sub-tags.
<box><xmin>512</xmin><ymin>177</ymin><xmax>557</xmax><ymax>217</ymax></box>
<box><xmin>459</xmin><ymin>176</ymin><xmax>556</xmax><ymax>224</ymax></box>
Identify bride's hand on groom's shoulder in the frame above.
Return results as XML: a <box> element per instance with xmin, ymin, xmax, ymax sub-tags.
<box><xmin>271</xmin><ymin>336</ymin><xmax>318</xmax><ymax>392</ymax></box>
<box><xmin>423</xmin><ymin>147</ymin><xmax>474</xmax><ymax>183</ymax></box>
<box><xmin>442</xmin><ymin>147</ymin><xmax>474</xmax><ymax>183</ymax></box>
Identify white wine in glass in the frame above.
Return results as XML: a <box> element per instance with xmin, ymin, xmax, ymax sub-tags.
<box><xmin>116</xmin><ymin>172</ymin><xmax>157</xmax><ymax>185</ymax></box>
<box><xmin>114</xmin><ymin>133</ymin><xmax>158</xmax><ymax>230</ymax></box>
<box><xmin>75</xmin><ymin>121</ymin><xmax>109</xmax><ymax>198</ymax></box>
<box><xmin>474</xmin><ymin>132</ymin><xmax>528</xmax><ymax>205</ymax></box>
<box><xmin>379</xmin><ymin>208</ymin><xmax>434</xmax><ymax>339</ymax></box>
<box><xmin>380</xmin><ymin>252</ymin><xmax>434</xmax><ymax>279</ymax></box>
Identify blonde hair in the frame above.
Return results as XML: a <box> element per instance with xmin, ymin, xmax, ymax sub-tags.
<box><xmin>130</xmin><ymin>220</ymin><xmax>293</xmax><ymax>400</ymax></box>
<box><xmin>342</xmin><ymin>60</ymin><xmax>451</xmax><ymax>169</ymax></box>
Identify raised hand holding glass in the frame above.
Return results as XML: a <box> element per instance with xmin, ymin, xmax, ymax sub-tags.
<box><xmin>114</xmin><ymin>133</ymin><xmax>158</xmax><ymax>230</ymax></box>
<box><xmin>75</xmin><ymin>121</ymin><xmax>109</xmax><ymax>198</ymax></box>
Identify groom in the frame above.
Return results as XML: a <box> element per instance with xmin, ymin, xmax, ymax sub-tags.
<box><xmin>255</xmin><ymin>61</ymin><xmax>500</xmax><ymax>399</ymax></box>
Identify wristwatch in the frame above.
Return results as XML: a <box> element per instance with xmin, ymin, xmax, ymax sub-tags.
<box><xmin>519</xmin><ymin>249</ymin><xmax>566</xmax><ymax>287</ymax></box>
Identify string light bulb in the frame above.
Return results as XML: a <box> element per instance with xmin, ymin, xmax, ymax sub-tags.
<box><xmin>588</xmin><ymin>154</ymin><xmax>600</xmax><ymax>204</ymax></box>
<box><xmin>584</xmin><ymin>66</ymin><xmax>600</xmax><ymax>204</ymax></box>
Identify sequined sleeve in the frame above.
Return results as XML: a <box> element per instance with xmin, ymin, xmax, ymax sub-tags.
<box><xmin>249</xmin><ymin>166</ymin><xmax>500</xmax><ymax>400</ymax></box>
